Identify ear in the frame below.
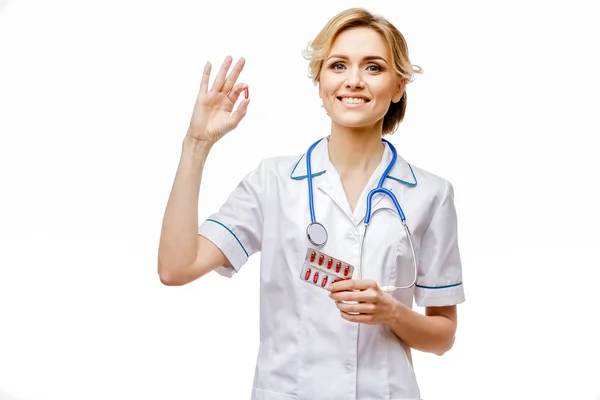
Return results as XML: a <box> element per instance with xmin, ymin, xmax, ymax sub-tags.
<box><xmin>392</xmin><ymin>81</ymin><xmax>405</xmax><ymax>103</ymax></box>
<box><xmin>318</xmin><ymin>81</ymin><xmax>323</xmax><ymax>100</ymax></box>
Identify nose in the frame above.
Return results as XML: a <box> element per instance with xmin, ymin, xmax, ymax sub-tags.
<box><xmin>345</xmin><ymin>67</ymin><xmax>364</xmax><ymax>88</ymax></box>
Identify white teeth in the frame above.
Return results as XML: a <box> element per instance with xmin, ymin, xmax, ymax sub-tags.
<box><xmin>340</xmin><ymin>97</ymin><xmax>367</xmax><ymax>104</ymax></box>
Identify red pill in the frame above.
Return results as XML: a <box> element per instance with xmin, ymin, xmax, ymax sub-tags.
<box><xmin>244</xmin><ymin>87</ymin><xmax>249</xmax><ymax>99</ymax></box>
<box><xmin>310</xmin><ymin>252</ymin><xmax>316</xmax><ymax>262</ymax></box>
<box><xmin>318</xmin><ymin>255</ymin><xmax>324</xmax><ymax>265</ymax></box>
<box><xmin>344</xmin><ymin>265</ymin><xmax>350</xmax><ymax>277</ymax></box>
<box><xmin>313</xmin><ymin>272</ymin><xmax>319</xmax><ymax>284</ymax></box>
<box><xmin>327</xmin><ymin>259</ymin><xmax>333</xmax><ymax>269</ymax></box>
<box><xmin>321</xmin><ymin>276</ymin><xmax>328</xmax><ymax>287</ymax></box>
<box><xmin>305</xmin><ymin>269</ymin><xmax>311</xmax><ymax>280</ymax></box>
<box><xmin>335</xmin><ymin>262</ymin><xmax>342</xmax><ymax>273</ymax></box>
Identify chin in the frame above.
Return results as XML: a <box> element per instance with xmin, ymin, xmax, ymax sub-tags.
<box><xmin>331</xmin><ymin>115</ymin><xmax>377</xmax><ymax>129</ymax></box>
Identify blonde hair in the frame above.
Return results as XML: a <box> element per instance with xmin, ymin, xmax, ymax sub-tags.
<box><xmin>303</xmin><ymin>8</ymin><xmax>423</xmax><ymax>134</ymax></box>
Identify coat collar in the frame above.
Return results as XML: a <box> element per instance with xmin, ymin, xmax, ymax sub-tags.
<box><xmin>289</xmin><ymin>137</ymin><xmax>417</xmax><ymax>187</ymax></box>
<box><xmin>290</xmin><ymin>137</ymin><xmax>418</xmax><ymax>226</ymax></box>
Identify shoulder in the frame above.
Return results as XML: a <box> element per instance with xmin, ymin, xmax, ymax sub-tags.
<box><xmin>254</xmin><ymin>154</ymin><xmax>305</xmax><ymax>180</ymax></box>
<box><xmin>408</xmin><ymin>163</ymin><xmax>456</xmax><ymax>206</ymax></box>
<box><xmin>411</xmin><ymin>164</ymin><xmax>454</xmax><ymax>191</ymax></box>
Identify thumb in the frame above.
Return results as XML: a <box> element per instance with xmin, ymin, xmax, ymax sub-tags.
<box><xmin>229</xmin><ymin>98</ymin><xmax>250</xmax><ymax>129</ymax></box>
<box><xmin>227</xmin><ymin>83</ymin><xmax>248</xmax><ymax>105</ymax></box>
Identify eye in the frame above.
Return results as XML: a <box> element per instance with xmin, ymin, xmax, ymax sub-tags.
<box><xmin>328</xmin><ymin>61</ymin><xmax>382</xmax><ymax>72</ymax></box>
<box><xmin>367</xmin><ymin>64</ymin><xmax>382</xmax><ymax>72</ymax></box>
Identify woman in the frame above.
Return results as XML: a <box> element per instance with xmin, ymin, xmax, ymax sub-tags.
<box><xmin>158</xmin><ymin>8</ymin><xmax>465</xmax><ymax>400</ymax></box>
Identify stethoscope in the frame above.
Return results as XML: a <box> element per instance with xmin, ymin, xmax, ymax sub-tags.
<box><xmin>304</xmin><ymin>137</ymin><xmax>418</xmax><ymax>291</ymax></box>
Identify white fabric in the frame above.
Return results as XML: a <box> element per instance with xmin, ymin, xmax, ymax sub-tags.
<box><xmin>198</xmin><ymin>137</ymin><xmax>465</xmax><ymax>400</ymax></box>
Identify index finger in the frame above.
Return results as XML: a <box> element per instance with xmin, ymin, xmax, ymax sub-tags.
<box><xmin>328</xmin><ymin>279</ymin><xmax>376</xmax><ymax>293</ymax></box>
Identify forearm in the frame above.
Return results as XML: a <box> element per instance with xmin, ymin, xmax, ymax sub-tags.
<box><xmin>158</xmin><ymin>135</ymin><xmax>212</xmax><ymax>274</ymax></box>
<box><xmin>386</xmin><ymin>300</ymin><xmax>456</xmax><ymax>356</ymax></box>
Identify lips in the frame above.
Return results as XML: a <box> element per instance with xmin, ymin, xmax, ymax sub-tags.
<box><xmin>337</xmin><ymin>96</ymin><xmax>370</xmax><ymax>107</ymax></box>
<box><xmin>337</xmin><ymin>96</ymin><xmax>370</xmax><ymax>103</ymax></box>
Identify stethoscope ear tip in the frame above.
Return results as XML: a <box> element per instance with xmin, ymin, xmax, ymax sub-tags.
<box><xmin>380</xmin><ymin>284</ymin><xmax>417</xmax><ymax>293</ymax></box>
<box><xmin>380</xmin><ymin>285</ymin><xmax>396</xmax><ymax>293</ymax></box>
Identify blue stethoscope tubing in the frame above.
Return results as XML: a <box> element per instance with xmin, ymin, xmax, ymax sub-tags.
<box><xmin>305</xmin><ymin>137</ymin><xmax>418</xmax><ymax>291</ymax></box>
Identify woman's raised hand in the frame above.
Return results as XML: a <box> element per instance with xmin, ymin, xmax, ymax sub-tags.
<box><xmin>187</xmin><ymin>56</ymin><xmax>249</xmax><ymax>144</ymax></box>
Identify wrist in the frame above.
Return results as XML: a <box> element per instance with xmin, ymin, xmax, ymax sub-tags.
<box><xmin>182</xmin><ymin>135</ymin><xmax>213</xmax><ymax>154</ymax></box>
<box><xmin>386</xmin><ymin>297</ymin><xmax>407</xmax><ymax>326</ymax></box>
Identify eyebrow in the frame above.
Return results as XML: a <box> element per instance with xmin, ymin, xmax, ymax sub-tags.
<box><xmin>326</xmin><ymin>54</ymin><xmax>389</xmax><ymax>65</ymax></box>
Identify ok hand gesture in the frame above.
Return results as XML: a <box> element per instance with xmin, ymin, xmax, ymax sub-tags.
<box><xmin>187</xmin><ymin>56</ymin><xmax>249</xmax><ymax>144</ymax></box>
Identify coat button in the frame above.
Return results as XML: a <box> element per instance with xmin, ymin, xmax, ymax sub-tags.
<box><xmin>347</xmin><ymin>233</ymin><xmax>357</xmax><ymax>244</ymax></box>
<box><xmin>345</xmin><ymin>363</ymin><xmax>353</xmax><ymax>373</ymax></box>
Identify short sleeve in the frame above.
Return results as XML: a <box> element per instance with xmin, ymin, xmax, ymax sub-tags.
<box><xmin>198</xmin><ymin>160</ymin><xmax>266</xmax><ymax>278</ymax></box>
<box><xmin>414</xmin><ymin>180</ymin><xmax>465</xmax><ymax>307</ymax></box>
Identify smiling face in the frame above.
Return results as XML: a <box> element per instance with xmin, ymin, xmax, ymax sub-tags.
<box><xmin>319</xmin><ymin>27</ymin><xmax>404</xmax><ymax>132</ymax></box>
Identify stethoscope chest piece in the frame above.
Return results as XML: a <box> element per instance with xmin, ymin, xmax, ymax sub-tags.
<box><xmin>306</xmin><ymin>222</ymin><xmax>328</xmax><ymax>247</ymax></box>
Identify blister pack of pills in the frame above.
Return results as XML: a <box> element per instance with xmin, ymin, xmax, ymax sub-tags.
<box><xmin>299</xmin><ymin>248</ymin><xmax>355</xmax><ymax>290</ymax></box>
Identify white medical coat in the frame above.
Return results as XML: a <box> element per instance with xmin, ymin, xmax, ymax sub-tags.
<box><xmin>198</xmin><ymin>137</ymin><xmax>465</xmax><ymax>400</ymax></box>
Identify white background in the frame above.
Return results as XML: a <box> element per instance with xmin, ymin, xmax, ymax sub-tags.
<box><xmin>1</xmin><ymin>0</ymin><xmax>599</xmax><ymax>399</ymax></box>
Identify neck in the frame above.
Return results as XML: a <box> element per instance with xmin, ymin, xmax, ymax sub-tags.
<box><xmin>327</xmin><ymin>125</ymin><xmax>385</xmax><ymax>174</ymax></box>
